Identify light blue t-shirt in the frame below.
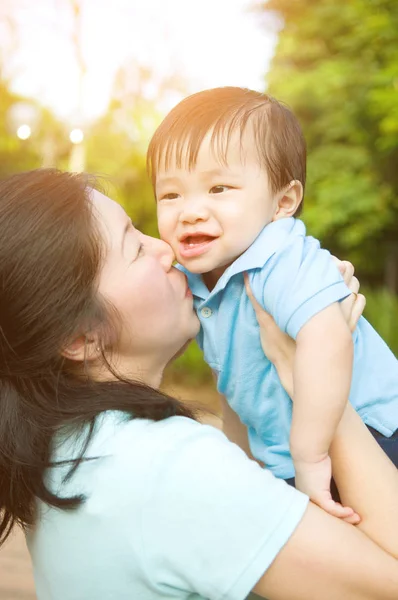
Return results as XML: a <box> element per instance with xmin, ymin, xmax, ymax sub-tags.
<box><xmin>179</xmin><ymin>218</ymin><xmax>398</xmax><ymax>479</ymax></box>
<box><xmin>26</xmin><ymin>411</ymin><xmax>309</xmax><ymax>600</ymax></box>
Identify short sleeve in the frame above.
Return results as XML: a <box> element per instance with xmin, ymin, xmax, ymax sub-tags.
<box><xmin>255</xmin><ymin>233</ymin><xmax>351</xmax><ymax>339</ymax></box>
<box><xmin>140</xmin><ymin>418</ymin><xmax>309</xmax><ymax>600</ymax></box>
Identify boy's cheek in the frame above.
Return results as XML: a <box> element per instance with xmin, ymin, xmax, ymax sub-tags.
<box><xmin>156</xmin><ymin>214</ymin><xmax>168</xmax><ymax>237</ymax></box>
<box><xmin>157</xmin><ymin>207</ymin><xmax>178</xmax><ymax>236</ymax></box>
<box><xmin>157</xmin><ymin>221</ymin><xmax>176</xmax><ymax>248</ymax></box>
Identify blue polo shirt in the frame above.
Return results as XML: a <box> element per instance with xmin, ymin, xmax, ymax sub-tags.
<box><xmin>179</xmin><ymin>218</ymin><xmax>398</xmax><ymax>479</ymax></box>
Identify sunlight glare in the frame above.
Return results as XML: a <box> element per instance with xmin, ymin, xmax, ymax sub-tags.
<box><xmin>69</xmin><ymin>128</ymin><xmax>84</xmax><ymax>144</ymax></box>
<box><xmin>16</xmin><ymin>124</ymin><xmax>32</xmax><ymax>140</ymax></box>
<box><xmin>9</xmin><ymin>0</ymin><xmax>276</xmax><ymax>122</ymax></box>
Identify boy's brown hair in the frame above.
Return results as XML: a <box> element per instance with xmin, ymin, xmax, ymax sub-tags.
<box><xmin>147</xmin><ymin>86</ymin><xmax>306</xmax><ymax>216</ymax></box>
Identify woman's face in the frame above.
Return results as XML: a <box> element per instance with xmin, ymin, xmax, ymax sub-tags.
<box><xmin>92</xmin><ymin>190</ymin><xmax>199</xmax><ymax>380</ymax></box>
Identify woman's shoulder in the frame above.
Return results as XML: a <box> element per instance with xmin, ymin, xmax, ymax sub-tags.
<box><xmin>94</xmin><ymin>411</ymin><xmax>220</xmax><ymax>455</ymax></box>
<box><xmin>54</xmin><ymin>412</ymin><xmax>228</xmax><ymax>489</ymax></box>
<box><xmin>49</xmin><ymin>413</ymin><xmax>223</xmax><ymax>515</ymax></box>
<box><xmin>96</xmin><ymin>412</ymin><xmax>230</xmax><ymax>476</ymax></box>
<box><xmin>54</xmin><ymin>411</ymin><xmax>209</xmax><ymax>460</ymax></box>
<box><xmin>55</xmin><ymin>410</ymin><xmax>305</xmax><ymax>521</ymax></box>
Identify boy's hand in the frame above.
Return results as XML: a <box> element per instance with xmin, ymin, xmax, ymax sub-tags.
<box><xmin>295</xmin><ymin>455</ymin><xmax>360</xmax><ymax>523</ymax></box>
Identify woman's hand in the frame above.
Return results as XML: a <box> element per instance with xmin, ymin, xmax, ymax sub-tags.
<box><xmin>244</xmin><ymin>259</ymin><xmax>366</xmax><ymax>398</ymax></box>
<box><xmin>332</xmin><ymin>258</ymin><xmax>366</xmax><ymax>330</ymax></box>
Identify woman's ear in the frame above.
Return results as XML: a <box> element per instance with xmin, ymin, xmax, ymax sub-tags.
<box><xmin>273</xmin><ymin>180</ymin><xmax>303</xmax><ymax>221</ymax></box>
<box><xmin>62</xmin><ymin>335</ymin><xmax>101</xmax><ymax>362</ymax></box>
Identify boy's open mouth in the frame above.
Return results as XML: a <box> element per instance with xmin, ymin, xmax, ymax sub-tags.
<box><xmin>179</xmin><ymin>233</ymin><xmax>218</xmax><ymax>259</ymax></box>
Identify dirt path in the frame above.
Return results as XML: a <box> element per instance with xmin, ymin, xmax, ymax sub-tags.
<box><xmin>0</xmin><ymin>383</ymin><xmax>221</xmax><ymax>598</ymax></box>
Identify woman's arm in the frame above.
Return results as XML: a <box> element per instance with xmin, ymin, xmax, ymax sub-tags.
<box><xmin>253</xmin><ymin>500</ymin><xmax>398</xmax><ymax>600</ymax></box>
<box><xmin>331</xmin><ymin>404</ymin><xmax>398</xmax><ymax>558</ymax></box>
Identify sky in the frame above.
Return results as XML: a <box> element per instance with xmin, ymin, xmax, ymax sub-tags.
<box><xmin>2</xmin><ymin>0</ymin><xmax>279</xmax><ymax>124</ymax></box>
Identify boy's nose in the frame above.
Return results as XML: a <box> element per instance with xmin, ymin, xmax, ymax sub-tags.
<box><xmin>179</xmin><ymin>198</ymin><xmax>210</xmax><ymax>224</ymax></box>
<box><xmin>143</xmin><ymin>235</ymin><xmax>175</xmax><ymax>271</ymax></box>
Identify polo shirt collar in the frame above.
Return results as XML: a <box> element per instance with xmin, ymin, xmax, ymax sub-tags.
<box><xmin>178</xmin><ymin>217</ymin><xmax>300</xmax><ymax>300</ymax></box>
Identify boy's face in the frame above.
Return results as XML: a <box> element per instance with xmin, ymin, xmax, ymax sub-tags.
<box><xmin>156</xmin><ymin>129</ymin><xmax>279</xmax><ymax>282</ymax></box>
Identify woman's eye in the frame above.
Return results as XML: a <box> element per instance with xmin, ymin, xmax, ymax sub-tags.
<box><xmin>209</xmin><ymin>185</ymin><xmax>231</xmax><ymax>194</ymax></box>
<box><xmin>159</xmin><ymin>192</ymin><xmax>179</xmax><ymax>201</ymax></box>
<box><xmin>131</xmin><ymin>243</ymin><xmax>144</xmax><ymax>262</ymax></box>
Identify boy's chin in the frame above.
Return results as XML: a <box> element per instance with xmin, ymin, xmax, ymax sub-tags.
<box><xmin>177</xmin><ymin>252</ymin><xmax>235</xmax><ymax>276</ymax></box>
<box><xmin>177</xmin><ymin>257</ymin><xmax>217</xmax><ymax>274</ymax></box>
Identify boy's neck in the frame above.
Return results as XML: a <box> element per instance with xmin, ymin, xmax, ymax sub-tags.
<box><xmin>202</xmin><ymin>265</ymin><xmax>228</xmax><ymax>291</ymax></box>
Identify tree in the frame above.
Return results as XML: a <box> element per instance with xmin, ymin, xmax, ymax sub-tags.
<box><xmin>262</xmin><ymin>0</ymin><xmax>398</xmax><ymax>292</ymax></box>
<box><xmin>0</xmin><ymin>84</ymin><xmax>40</xmax><ymax>175</ymax></box>
<box><xmin>85</xmin><ymin>61</ymin><xmax>187</xmax><ymax>237</ymax></box>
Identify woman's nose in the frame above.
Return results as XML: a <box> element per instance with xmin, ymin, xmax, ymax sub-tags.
<box><xmin>143</xmin><ymin>235</ymin><xmax>175</xmax><ymax>271</ymax></box>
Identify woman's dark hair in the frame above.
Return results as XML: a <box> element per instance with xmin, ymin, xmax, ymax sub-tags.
<box><xmin>0</xmin><ymin>168</ymin><xmax>196</xmax><ymax>546</ymax></box>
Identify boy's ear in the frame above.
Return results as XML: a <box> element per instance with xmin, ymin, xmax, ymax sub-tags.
<box><xmin>61</xmin><ymin>335</ymin><xmax>101</xmax><ymax>363</ymax></box>
<box><xmin>274</xmin><ymin>180</ymin><xmax>303</xmax><ymax>220</ymax></box>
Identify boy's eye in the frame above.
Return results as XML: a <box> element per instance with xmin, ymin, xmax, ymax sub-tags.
<box><xmin>209</xmin><ymin>185</ymin><xmax>231</xmax><ymax>194</ymax></box>
<box><xmin>159</xmin><ymin>192</ymin><xmax>179</xmax><ymax>201</ymax></box>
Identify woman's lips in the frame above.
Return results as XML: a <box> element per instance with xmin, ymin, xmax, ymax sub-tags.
<box><xmin>179</xmin><ymin>235</ymin><xmax>217</xmax><ymax>259</ymax></box>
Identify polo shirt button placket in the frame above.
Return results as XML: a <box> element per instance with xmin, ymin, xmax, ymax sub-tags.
<box><xmin>200</xmin><ymin>306</ymin><xmax>213</xmax><ymax>318</ymax></box>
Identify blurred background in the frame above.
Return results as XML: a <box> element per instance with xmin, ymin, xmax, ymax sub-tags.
<box><xmin>1</xmin><ymin>0</ymin><xmax>398</xmax><ymax>387</ymax></box>
<box><xmin>0</xmin><ymin>1</ymin><xmax>397</xmax><ymax>594</ymax></box>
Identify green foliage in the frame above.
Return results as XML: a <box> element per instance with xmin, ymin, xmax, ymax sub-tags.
<box><xmin>0</xmin><ymin>81</ymin><xmax>77</xmax><ymax>176</ymax></box>
<box><xmin>85</xmin><ymin>62</ymin><xmax>187</xmax><ymax>239</ymax></box>
<box><xmin>0</xmin><ymin>82</ymin><xmax>40</xmax><ymax>175</ymax></box>
<box><xmin>165</xmin><ymin>341</ymin><xmax>213</xmax><ymax>384</ymax></box>
<box><xmin>84</xmin><ymin>99</ymin><xmax>162</xmax><ymax>238</ymax></box>
<box><xmin>362</xmin><ymin>287</ymin><xmax>398</xmax><ymax>355</ymax></box>
<box><xmin>263</xmin><ymin>0</ymin><xmax>398</xmax><ymax>288</ymax></box>
<box><xmin>261</xmin><ymin>0</ymin><xmax>398</xmax><ymax>358</ymax></box>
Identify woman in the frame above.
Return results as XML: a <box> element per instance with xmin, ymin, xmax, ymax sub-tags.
<box><xmin>0</xmin><ymin>169</ymin><xmax>397</xmax><ymax>600</ymax></box>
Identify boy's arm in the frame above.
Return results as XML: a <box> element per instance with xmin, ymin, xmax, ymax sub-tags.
<box><xmin>291</xmin><ymin>302</ymin><xmax>354</xmax><ymax>516</ymax></box>
<box><xmin>246</xmin><ymin>276</ymin><xmax>398</xmax><ymax>557</ymax></box>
